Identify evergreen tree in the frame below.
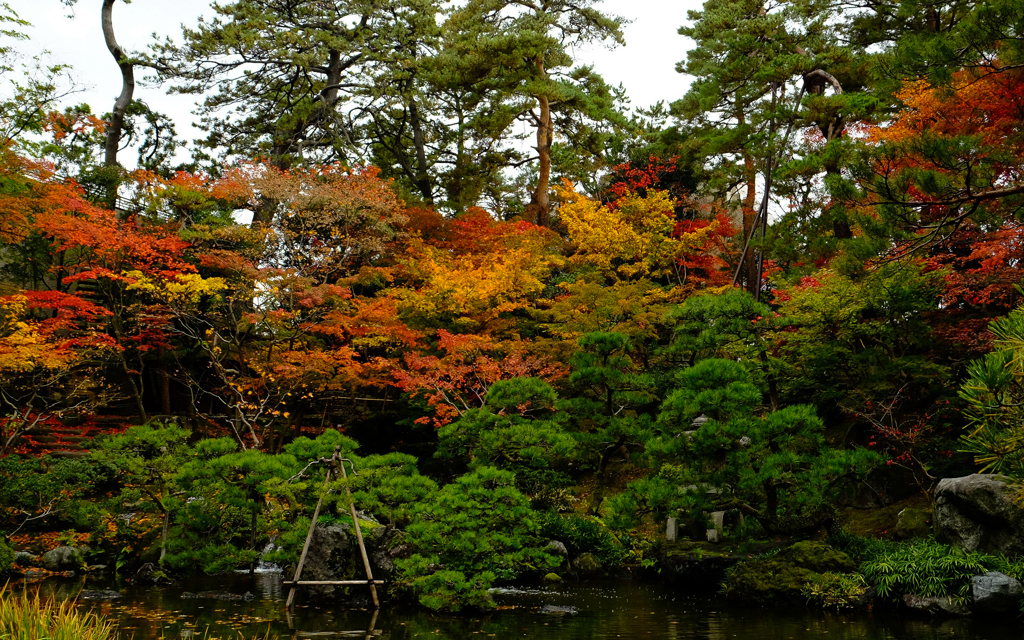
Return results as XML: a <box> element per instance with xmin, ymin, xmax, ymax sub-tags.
<box><xmin>444</xmin><ymin>0</ymin><xmax>626</xmax><ymax>224</ymax></box>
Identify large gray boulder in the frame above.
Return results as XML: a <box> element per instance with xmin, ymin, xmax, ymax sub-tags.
<box><xmin>298</xmin><ymin>524</ymin><xmax>363</xmax><ymax>599</ymax></box>
<box><xmin>971</xmin><ymin>571</ymin><xmax>1023</xmax><ymax>614</ymax></box>
<box><xmin>42</xmin><ymin>547</ymin><xmax>84</xmax><ymax>571</ymax></box>
<box><xmin>293</xmin><ymin>522</ymin><xmax>395</xmax><ymax>601</ymax></box>
<box><xmin>934</xmin><ymin>475</ymin><xmax>1024</xmax><ymax>555</ymax></box>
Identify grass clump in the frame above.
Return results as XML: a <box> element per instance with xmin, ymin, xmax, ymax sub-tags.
<box><xmin>0</xmin><ymin>585</ymin><xmax>117</xmax><ymax>640</ymax></box>
<box><xmin>802</xmin><ymin>572</ymin><xmax>869</xmax><ymax>610</ymax></box>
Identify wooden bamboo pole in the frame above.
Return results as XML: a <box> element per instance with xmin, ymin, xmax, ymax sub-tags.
<box><xmin>285</xmin><ymin>457</ymin><xmax>333</xmax><ymax>609</ymax></box>
<box><xmin>367</xmin><ymin>607</ymin><xmax>379</xmax><ymax>639</ymax></box>
<box><xmin>282</xmin><ymin>580</ymin><xmax>385</xmax><ymax>585</ymax></box>
<box><xmin>339</xmin><ymin>456</ymin><xmax>379</xmax><ymax>608</ymax></box>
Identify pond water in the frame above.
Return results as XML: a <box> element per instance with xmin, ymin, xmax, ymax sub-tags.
<box><xmin>19</xmin><ymin>573</ymin><xmax>1024</xmax><ymax>639</ymax></box>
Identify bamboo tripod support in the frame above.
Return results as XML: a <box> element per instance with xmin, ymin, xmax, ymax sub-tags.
<box><xmin>284</xmin><ymin>446</ymin><xmax>380</xmax><ymax>608</ymax></box>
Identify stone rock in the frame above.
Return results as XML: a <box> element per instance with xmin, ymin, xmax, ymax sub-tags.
<box><xmin>895</xmin><ymin>507</ymin><xmax>932</xmax><ymax>540</ymax></box>
<box><xmin>368</xmin><ymin>527</ymin><xmax>399</xmax><ymax>574</ymax></box>
<box><xmin>665</xmin><ymin>518</ymin><xmax>678</xmax><ymax>542</ymax></box>
<box><xmin>539</xmin><ymin>604</ymin><xmax>578</xmax><ymax>615</ymax></box>
<box><xmin>724</xmin><ymin>541</ymin><xmax>856</xmax><ymax>604</ymax></box>
<box><xmin>709</xmin><ymin>511</ymin><xmax>726</xmax><ymax>536</ymax></box>
<box><xmin>934</xmin><ymin>474</ymin><xmax>1024</xmax><ymax>555</ymax></box>
<box><xmin>902</xmin><ymin>593</ymin><xmax>971</xmax><ymax>616</ymax></box>
<box><xmin>725</xmin><ymin>560</ymin><xmax>818</xmax><ymax>603</ymax></box>
<box><xmin>971</xmin><ymin>571</ymin><xmax>1023</xmax><ymax>613</ymax></box>
<box><xmin>546</xmin><ymin>540</ymin><xmax>568</xmax><ymax>557</ymax></box>
<box><xmin>774</xmin><ymin>541</ymin><xmax>857</xmax><ymax>574</ymax></box>
<box><xmin>573</xmin><ymin>553</ymin><xmax>602</xmax><ymax>575</ymax></box>
<box><xmin>78</xmin><ymin>590</ymin><xmax>122</xmax><ymax>600</ymax></box>
<box><xmin>706</xmin><ymin>529</ymin><xmax>720</xmax><ymax>543</ymax></box>
<box><xmin>132</xmin><ymin>562</ymin><xmax>172</xmax><ymax>584</ymax></box>
<box><xmin>546</xmin><ymin>540</ymin><xmax>569</xmax><ymax>560</ymax></box>
<box><xmin>297</xmin><ymin>523</ymin><xmax>391</xmax><ymax>601</ymax></box>
<box><xmin>42</xmin><ymin>547</ymin><xmax>84</xmax><ymax>571</ymax></box>
<box><xmin>542</xmin><ymin>572</ymin><xmax>562</xmax><ymax>582</ymax></box>
<box><xmin>661</xmin><ymin>542</ymin><xmax>747</xmax><ymax>584</ymax></box>
<box><xmin>300</xmin><ymin>524</ymin><xmax>360</xmax><ymax>599</ymax></box>
<box><xmin>13</xmin><ymin>551</ymin><xmax>37</xmax><ymax>566</ymax></box>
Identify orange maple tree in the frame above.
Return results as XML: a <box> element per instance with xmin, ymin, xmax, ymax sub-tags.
<box><xmin>393</xmin><ymin>330</ymin><xmax>567</xmax><ymax>428</ymax></box>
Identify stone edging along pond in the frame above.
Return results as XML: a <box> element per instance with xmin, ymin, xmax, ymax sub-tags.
<box><xmin>656</xmin><ymin>474</ymin><xmax>1024</xmax><ymax>618</ymax></box>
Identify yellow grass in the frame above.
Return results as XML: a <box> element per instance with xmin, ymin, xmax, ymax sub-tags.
<box><xmin>0</xmin><ymin>583</ymin><xmax>117</xmax><ymax>640</ymax></box>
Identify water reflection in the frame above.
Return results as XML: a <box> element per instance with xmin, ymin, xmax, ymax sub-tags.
<box><xmin>10</xmin><ymin>574</ymin><xmax>1022</xmax><ymax>639</ymax></box>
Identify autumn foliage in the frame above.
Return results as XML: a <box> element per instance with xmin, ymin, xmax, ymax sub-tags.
<box><xmin>0</xmin><ymin>141</ymin><xmax>742</xmax><ymax>452</ymax></box>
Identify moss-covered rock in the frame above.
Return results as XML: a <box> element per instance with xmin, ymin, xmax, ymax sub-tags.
<box><xmin>660</xmin><ymin>541</ymin><xmax>742</xmax><ymax>584</ymax></box>
<box><xmin>725</xmin><ymin>541</ymin><xmax>857</xmax><ymax>604</ymax></box>
<box><xmin>573</xmin><ymin>553</ymin><xmax>602</xmax><ymax>575</ymax></box>
<box><xmin>841</xmin><ymin>494</ymin><xmax>931</xmax><ymax>539</ymax></box>
<box><xmin>725</xmin><ymin>560</ymin><xmax>820</xmax><ymax>603</ymax></box>
<box><xmin>774</xmin><ymin>541</ymin><xmax>857</xmax><ymax>573</ymax></box>
<box><xmin>895</xmin><ymin>507</ymin><xmax>932</xmax><ymax>540</ymax></box>
<box><xmin>543</xmin><ymin>572</ymin><xmax>562</xmax><ymax>582</ymax></box>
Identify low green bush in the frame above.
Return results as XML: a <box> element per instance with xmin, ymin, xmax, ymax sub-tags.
<box><xmin>0</xmin><ymin>455</ymin><xmax>105</xmax><ymax>533</ymax></box>
<box><xmin>859</xmin><ymin>538</ymin><xmax>994</xmax><ymax>603</ymax></box>
<box><xmin>537</xmin><ymin>511</ymin><xmax>626</xmax><ymax>567</ymax></box>
<box><xmin>395</xmin><ymin>467</ymin><xmax>558</xmax><ymax>611</ymax></box>
<box><xmin>826</xmin><ymin>528</ymin><xmax>890</xmax><ymax>562</ymax></box>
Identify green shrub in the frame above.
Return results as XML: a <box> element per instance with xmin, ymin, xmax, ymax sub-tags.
<box><xmin>860</xmin><ymin>538</ymin><xmax>995</xmax><ymax>603</ymax></box>
<box><xmin>802</xmin><ymin>572</ymin><xmax>868</xmax><ymax>610</ymax></box>
<box><xmin>537</xmin><ymin>511</ymin><xmax>626</xmax><ymax>567</ymax></box>
<box><xmin>396</xmin><ymin>467</ymin><xmax>558</xmax><ymax>611</ymax></box>
<box><xmin>826</xmin><ymin>528</ymin><xmax>890</xmax><ymax>562</ymax></box>
<box><xmin>0</xmin><ymin>455</ymin><xmax>104</xmax><ymax>532</ymax></box>
<box><xmin>405</xmin><ymin>568</ymin><xmax>497</xmax><ymax>612</ymax></box>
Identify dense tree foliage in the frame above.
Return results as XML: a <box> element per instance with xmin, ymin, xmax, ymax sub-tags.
<box><xmin>2</xmin><ymin>0</ymin><xmax>1024</xmax><ymax>613</ymax></box>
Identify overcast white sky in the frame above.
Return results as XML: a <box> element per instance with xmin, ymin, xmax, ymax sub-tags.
<box><xmin>11</xmin><ymin>0</ymin><xmax>704</xmax><ymax>166</ymax></box>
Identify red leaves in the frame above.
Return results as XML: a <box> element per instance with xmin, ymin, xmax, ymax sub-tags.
<box><xmin>22</xmin><ymin>290</ymin><xmax>110</xmax><ymax>322</ymax></box>
<box><xmin>606</xmin><ymin>155</ymin><xmax>681</xmax><ymax>202</ymax></box>
<box><xmin>393</xmin><ymin>330</ymin><xmax>568</xmax><ymax>428</ymax></box>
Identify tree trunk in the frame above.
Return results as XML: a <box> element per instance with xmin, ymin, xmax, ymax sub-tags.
<box><xmin>408</xmin><ymin>97</ymin><xmax>433</xmax><ymax>204</ymax></box>
<box><xmin>527</xmin><ymin>58</ymin><xmax>553</xmax><ymax>227</ymax></box>
<box><xmin>589</xmin><ymin>436</ymin><xmax>627</xmax><ymax>515</ymax></box>
<box><xmin>764</xmin><ymin>481</ymin><xmax>778</xmax><ymax>522</ymax></box>
<box><xmin>250</xmin><ymin>195</ymin><xmax>277</xmax><ymax>229</ymax></box>
<box><xmin>158</xmin><ymin>508</ymin><xmax>169</xmax><ymax>565</ymax></box>
<box><xmin>102</xmin><ymin>0</ymin><xmax>134</xmax><ymax>172</ymax></box>
<box><xmin>805</xmin><ymin>70</ymin><xmax>851</xmax><ymax>239</ymax></box>
<box><xmin>742</xmin><ymin>153</ymin><xmax>759</xmax><ymax>294</ymax></box>
<box><xmin>451</xmin><ymin>101</ymin><xmax>467</xmax><ymax>212</ymax></box>
<box><xmin>157</xmin><ymin>345</ymin><xmax>171</xmax><ymax>415</ymax></box>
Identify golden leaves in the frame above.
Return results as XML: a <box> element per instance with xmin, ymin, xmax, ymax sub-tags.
<box><xmin>124</xmin><ymin>271</ymin><xmax>228</xmax><ymax>306</ymax></box>
<box><xmin>556</xmin><ymin>179</ymin><xmax>723</xmax><ymax>283</ymax></box>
